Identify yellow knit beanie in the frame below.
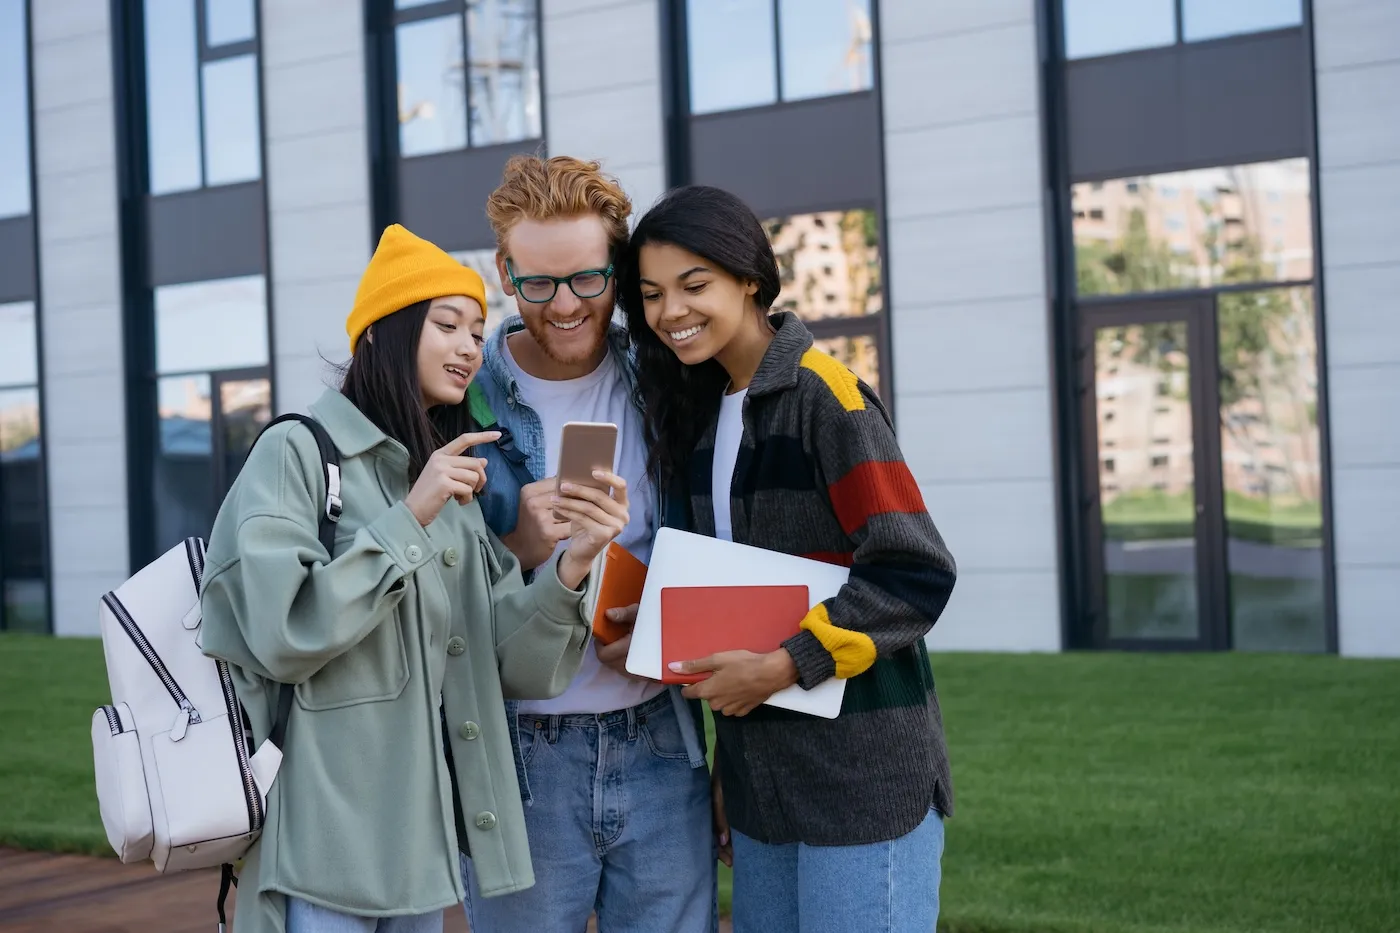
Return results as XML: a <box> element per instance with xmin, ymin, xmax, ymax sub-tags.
<box><xmin>347</xmin><ymin>224</ymin><xmax>488</xmax><ymax>352</ymax></box>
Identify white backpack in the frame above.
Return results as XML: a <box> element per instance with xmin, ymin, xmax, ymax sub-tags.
<box><xmin>90</xmin><ymin>414</ymin><xmax>341</xmax><ymax>921</ymax></box>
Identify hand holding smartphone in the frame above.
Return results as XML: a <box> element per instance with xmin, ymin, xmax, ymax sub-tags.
<box><xmin>554</xmin><ymin>422</ymin><xmax>619</xmax><ymax>522</ymax></box>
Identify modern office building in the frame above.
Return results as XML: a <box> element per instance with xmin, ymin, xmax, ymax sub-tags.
<box><xmin>1</xmin><ymin>0</ymin><xmax>1396</xmax><ymax>657</ymax></box>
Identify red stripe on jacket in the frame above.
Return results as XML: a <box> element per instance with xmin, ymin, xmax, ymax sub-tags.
<box><xmin>827</xmin><ymin>460</ymin><xmax>928</xmax><ymax>537</ymax></box>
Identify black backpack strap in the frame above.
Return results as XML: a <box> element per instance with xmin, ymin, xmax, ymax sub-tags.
<box><xmin>245</xmin><ymin>412</ymin><xmax>342</xmax><ymax>748</ymax></box>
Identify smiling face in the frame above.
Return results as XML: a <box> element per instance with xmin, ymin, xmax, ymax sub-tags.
<box><xmin>415</xmin><ymin>294</ymin><xmax>486</xmax><ymax>407</ymax></box>
<box><xmin>497</xmin><ymin>214</ymin><xmax>615</xmax><ymax>379</ymax></box>
<box><xmin>637</xmin><ymin>241</ymin><xmax>760</xmax><ymax>367</ymax></box>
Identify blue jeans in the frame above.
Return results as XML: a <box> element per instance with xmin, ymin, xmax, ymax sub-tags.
<box><xmin>730</xmin><ymin>808</ymin><xmax>945</xmax><ymax>933</ymax></box>
<box><xmin>462</xmin><ymin>692</ymin><xmax>715</xmax><ymax>933</ymax></box>
<box><xmin>285</xmin><ymin>898</ymin><xmax>442</xmax><ymax>933</ymax></box>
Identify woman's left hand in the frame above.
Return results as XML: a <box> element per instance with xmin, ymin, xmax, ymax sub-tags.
<box><xmin>670</xmin><ymin>649</ymin><xmax>799</xmax><ymax>717</ymax></box>
<box><xmin>554</xmin><ymin>470</ymin><xmax>629</xmax><ymax>590</ymax></box>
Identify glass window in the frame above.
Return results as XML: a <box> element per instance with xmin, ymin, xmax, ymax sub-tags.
<box><xmin>155</xmin><ymin>275</ymin><xmax>269</xmax><ymax>374</ymax></box>
<box><xmin>0</xmin><ymin>0</ymin><xmax>30</xmax><ymax>219</ymax></box>
<box><xmin>1073</xmin><ymin>159</ymin><xmax>1313</xmax><ymax>297</ymax></box>
<box><xmin>1217</xmin><ymin>286</ymin><xmax>1325</xmax><ymax>652</ymax></box>
<box><xmin>1063</xmin><ymin>0</ymin><xmax>1176</xmax><ymax>60</ymax></box>
<box><xmin>1183</xmin><ymin>0</ymin><xmax>1303</xmax><ymax>42</ymax></box>
<box><xmin>155</xmin><ymin>374</ymin><xmax>214</xmax><ymax>549</ymax></box>
<box><xmin>764</xmin><ymin>209</ymin><xmax>882</xmax><ymax>321</ymax></box>
<box><xmin>467</xmin><ymin>0</ymin><xmax>542</xmax><ymax>145</ymax></box>
<box><xmin>201</xmin><ymin>54</ymin><xmax>262</xmax><ymax>186</ymax></box>
<box><xmin>813</xmin><ymin>334</ymin><xmax>879</xmax><ymax>395</ymax></box>
<box><xmin>687</xmin><ymin>0</ymin><xmax>777</xmax><ymax>115</ymax></box>
<box><xmin>145</xmin><ymin>0</ymin><xmax>203</xmax><ymax>195</ymax></box>
<box><xmin>218</xmin><ymin>375</ymin><xmax>271</xmax><ymax>496</ymax></box>
<box><xmin>397</xmin><ymin>14</ymin><xmax>469</xmax><ymax>156</ymax></box>
<box><xmin>778</xmin><ymin>0</ymin><xmax>872</xmax><ymax>102</ymax></box>
<box><xmin>0</xmin><ymin>300</ymin><xmax>46</xmax><ymax>632</ymax></box>
<box><xmin>0</xmin><ymin>385</ymin><xmax>46</xmax><ymax>633</ymax></box>
<box><xmin>0</xmin><ymin>301</ymin><xmax>38</xmax><ymax>386</ymax></box>
<box><xmin>1094</xmin><ymin>321</ymin><xmax>1201</xmax><ymax>640</ymax></box>
<box><xmin>145</xmin><ymin>0</ymin><xmax>263</xmax><ymax>194</ymax></box>
<box><xmin>453</xmin><ymin>248</ymin><xmax>510</xmax><ymax>338</ymax></box>
<box><xmin>204</xmin><ymin>0</ymin><xmax>255</xmax><ymax>46</ymax></box>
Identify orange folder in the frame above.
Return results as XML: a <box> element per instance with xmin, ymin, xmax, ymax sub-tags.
<box><xmin>659</xmin><ymin>585</ymin><xmax>811</xmax><ymax>684</ymax></box>
<box><xmin>587</xmin><ymin>543</ymin><xmax>649</xmax><ymax>645</ymax></box>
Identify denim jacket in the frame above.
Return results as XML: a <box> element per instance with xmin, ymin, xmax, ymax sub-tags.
<box><xmin>471</xmin><ymin>315</ymin><xmax>708</xmax><ymax>801</ymax></box>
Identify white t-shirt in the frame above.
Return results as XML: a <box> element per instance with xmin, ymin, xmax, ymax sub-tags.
<box><xmin>712</xmin><ymin>388</ymin><xmax>748</xmax><ymax>543</ymax></box>
<box><xmin>502</xmin><ymin>337</ymin><xmax>662</xmax><ymax>715</ymax></box>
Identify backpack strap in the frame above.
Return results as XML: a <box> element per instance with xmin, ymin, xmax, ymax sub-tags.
<box><xmin>218</xmin><ymin>412</ymin><xmax>341</xmax><ymax>931</ymax></box>
<box><xmin>246</xmin><ymin>413</ymin><xmax>342</xmax><ymax>748</ymax></box>
<box><xmin>468</xmin><ymin>382</ymin><xmax>536</xmax><ymax>489</ymax></box>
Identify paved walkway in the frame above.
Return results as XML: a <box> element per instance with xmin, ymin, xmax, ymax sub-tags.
<box><xmin>0</xmin><ymin>848</ymin><xmax>731</xmax><ymax>932</ymax></box>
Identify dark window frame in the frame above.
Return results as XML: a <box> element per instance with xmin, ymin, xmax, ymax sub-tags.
<box><xmin>389</xmin><ymin>0</ymin><xmax>545</xmax><ymax>154</ymax></box>
<box><xmin>1041</xmin><ymin>0</ymin><xmax>1338</xmax><ymax>654</ymax></box>
<box><xmin>662</xmin><ymin>0</ymin><xmax>897</xmax><ymax>415</ymax></box>
<box><xmin>369</xmin><ymin>0</ymin><xmax>547</xmax><ymax>250</ymax></box>
<box><xmin>114</xmin><ymin>0</ymin><xmax>277</xmax><ymax>569</ymax></box>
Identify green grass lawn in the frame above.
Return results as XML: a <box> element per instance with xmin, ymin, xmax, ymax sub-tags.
<box><xmin>3</xmin><ymin>633</ymin><xmax>1398</xmax><ymax>932</ymax></box>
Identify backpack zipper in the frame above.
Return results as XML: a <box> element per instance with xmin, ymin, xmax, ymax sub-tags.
<box><xmin>217</xmin><ymin>659</ymin><xmax>264</xmax><ymax>832</ymax></box>
<box><xmin>101</xmin><ymin>704</ymin><xmax>123</xmax><ymax>735</ymax></box>
<box><xmin>100</xmin><ymin>591</ymin><xmax>201</xmax><ymax>725</ymax></box>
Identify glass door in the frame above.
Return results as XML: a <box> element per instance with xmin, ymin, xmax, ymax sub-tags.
<box><xmin>1080</xmin><ymin>301</ymin><xmax>1226</xmax><ymax>650</ymax></box>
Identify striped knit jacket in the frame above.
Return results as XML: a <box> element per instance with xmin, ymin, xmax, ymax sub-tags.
<box><xmin>682</xmin><ymin>312</ymin><xmax>957</xmax><ymax>846</ymax></box>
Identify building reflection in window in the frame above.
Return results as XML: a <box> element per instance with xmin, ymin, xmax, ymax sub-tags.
<box><xmin>452</xmin><ymin>248</ymin><xmax>510</xmax><ymax>339</ymax></box>
<box><xmin>152</xmin><ymin>276</ymin><xmax>271</xmax><ymax>551</ymax></box>
<box><xmin>0</xmin><ymin>301</ymin><xmax>47</xmax><ymax>632</ymax></box>
<box><xmin>1093</xmin><ymin>321</ymin><xmax>1200</xmax><ymax>640</ymax></box>
<box><xmin>764</xmin><ymin>209</ymin><xmax>882</xmax><ymax>321</ymax></box>
<box><xmin>1217</xmin><ymin>285</ymin><xmax>1325</xmax><ymax>652</ymax></box>
<box><xmin>396</xmin><ymin>1</ymin><xmax>542</xmax><ymax>157</ymax></box>
<box><xmin>467</xmin><ymin>0</ymin><xmax>542</xmax><ymax>145</ymax></box>
<box><xmin>813</xmin><ymin>333</ymin><xmax>879</xmax><ymax>396</ymax></box>
<box><xmin>156</xmin><ymin>374</ymin><xmax>214</xmax><ymax>549</ymax></box>
<box><xmin>1072</xmin><ymin>159</ymin><xmax>1313</xmax><ymax>297</ymax></box>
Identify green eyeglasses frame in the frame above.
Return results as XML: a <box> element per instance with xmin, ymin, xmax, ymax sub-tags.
<box><xmin>505</xmin><ymin>257</ymin><xmax>616</xmax><ymax>304</ymax></box>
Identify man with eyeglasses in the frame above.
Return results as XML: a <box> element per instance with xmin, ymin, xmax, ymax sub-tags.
<box><xmin>459</xmin><ymin>155</ymin><xmax>715</xmax><ymax>933</ymax></box>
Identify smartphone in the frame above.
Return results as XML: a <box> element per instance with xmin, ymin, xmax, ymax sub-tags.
<box><xmin>554</xmin><ymin>422</ymin><xmax>619</xmax><ymax>522</ymax></box>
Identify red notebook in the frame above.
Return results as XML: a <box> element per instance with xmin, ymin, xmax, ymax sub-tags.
<box><xmin>660</xmin><ymin>585</ymin><xmax>811</xmax><ymax>685</ymax></box>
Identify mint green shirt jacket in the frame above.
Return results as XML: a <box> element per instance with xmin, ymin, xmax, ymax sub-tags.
<box><xmin>199</xmin><ymin>389</ymin><xmax>590</xmax><ymax>931</ymax></box>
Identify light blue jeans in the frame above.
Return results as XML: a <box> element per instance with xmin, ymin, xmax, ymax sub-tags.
<box><xmin>730</xmin><ymin>808</ymin><xmax>945</xmax><ymax>933</ymax></box>
<box><xmin>461</xmin><ymin>692</ymin><xmax>716</xmax><ymax>933</ymax></box>
<box><xmin>285</xmin><ymin>898</ymin><xmax>442</xmax><ymax>933</ymax></box>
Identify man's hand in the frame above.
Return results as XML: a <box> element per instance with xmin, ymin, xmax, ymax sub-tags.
<box><xmin>594</xmin><ymin>605</ymin><xmax>650</xmax><ymax>681</ymax></box>
<box><xmin>500</xmin><ymin>477</ymin><xmax>571</xmax><ymax>571</ymax></box>
<box><xmin>671</xmin><ymin>649</ymin><xmax>799</xmax><ymax>718</ymax></box>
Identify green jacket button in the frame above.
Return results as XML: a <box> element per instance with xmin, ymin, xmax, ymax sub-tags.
<box><xmin>447</xmin><ymin>636</ymin><xmax>466</xmax><ymax>656</ymax></box>
<box><xmin>405</xmin><ymin>545</ymin><xmax>422</xmax><ymax>563</ymax></box>
<box><xmin>474</xmin><ymin>811</ymin><xmax>497</xmax><ymax>831</ymax></box>
<box><xmin>459</xmin><ymin>721</ymin><xmax>480</xmax><ymax>740</ymax></box>
<box><xmin>443</xmin><ymin>547</ymin><xmax>458</xmax><ymax>567</ymax></box>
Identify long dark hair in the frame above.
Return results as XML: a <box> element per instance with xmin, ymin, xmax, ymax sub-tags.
<box><xmin>619</xmin><ymin>185</ymin><xmax>781</xmax><ymax>480</ymax></box>
<box><xmin>338</xmin><ymin>300</ymin><xmax>477</xmax><ymax>478</ymax></box>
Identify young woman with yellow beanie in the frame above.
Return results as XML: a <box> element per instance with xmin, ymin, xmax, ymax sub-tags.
<box><xmin>199</xmin><ymin>224</ymin><xmax>629</xmax><ymax>933</ymax></box>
